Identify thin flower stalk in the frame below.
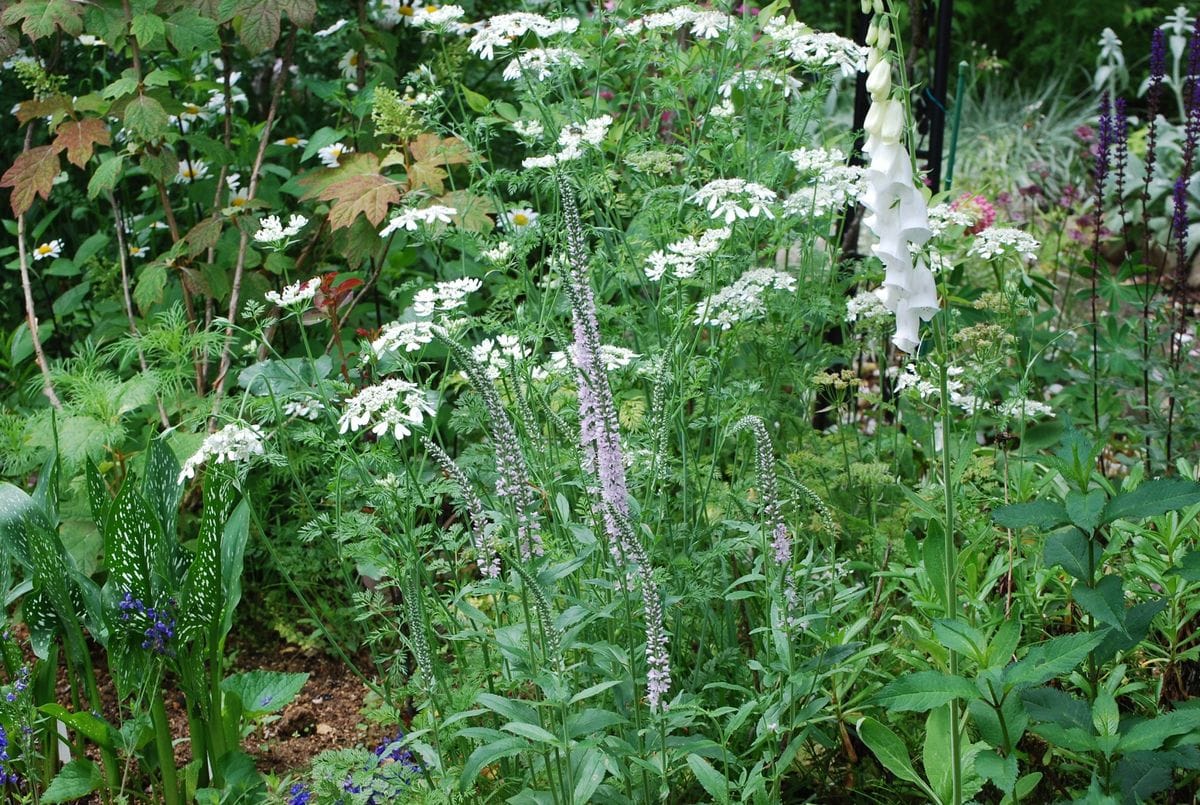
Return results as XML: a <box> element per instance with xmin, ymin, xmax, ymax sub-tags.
<box><xmin>423</xmin><ymin>437</ymin><xmax>500</xmax><ymax>578</ymax></box>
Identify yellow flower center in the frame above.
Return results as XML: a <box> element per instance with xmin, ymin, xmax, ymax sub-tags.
<box><xmin>184</xmin><ymin>104</ymin><xmax>201</xmax><ymax>115</ymax></box>
<box><xmin>513</xmin><ymin>213</ymin><xmax>529</xmax><ymax>226</ymax></box>
<box><xmin>282</xmin><ymin>136</ymin><xmax>299</xmax><ymax>146</ymax></box>
<box><xmin>36</xmin><ymin>245</ymin><xmax>52</xmax><ymax>255</ymax></box>
<box><xmin>424</xmin><ymin>5</ymin><xmax>438</xmax><ymax>12</ymax></box>
<box><xmin>399</xmin><ymin>5</ymin><xmax>414</xmax><ymax>14</ymax></box>
<box><xmin>349</xmin><ymin>52</ymin><xmax>360</xmax><ymax>66</ymax></box>
<box><xmin>231</xmin><ymin>196</ymin><xmax>247</xmax><ymax>207</ymax></box>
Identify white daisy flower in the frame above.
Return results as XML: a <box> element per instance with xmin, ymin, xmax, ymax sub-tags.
<box><xmin>502</xmin><ymin>207</ymin><xmax>539</xmax><ymax>232</ymax></box>
<box><xmin>174</xmin><ymin>159</ymin><xmax>209</xmax><ymax>183</ymax></box>
<box><xmin>32</xmin><ymin>239</ymin><xmax>63</xmax><ymax>261</ymax></box>
<box><xmin>317</xmin><ymin>142</ymin><xmax>353</xmax><ymax>168</ymax></box>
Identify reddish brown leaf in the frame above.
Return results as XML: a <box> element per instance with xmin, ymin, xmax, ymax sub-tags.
<box><xmin>15</xmin><ymin>95</ymin><xmax>73</xmax><ymax>125</ymax></box>
<box><xmin>297</xmin><ymin>152</ymin><xmax>378</xmax><ymax>201</ymax></box>
<box><xmin>408</xmin><ymin>133</ymin><xmax>472</xmax><ymax>167</ymax></box>
<box><xmin>52</xmin><ymin>118</ymin><xmax>111</xmax><ymax>168</ymax></box>
<box><xmin>0</xmin><ymin>145</ymin><xmax>60</xmax><ymax>215</ymax></box>
<box><xmin>407</xmin><ymin>161</ymin><xmax>446</xmax><ymax>194</ymax></box>
<box><xmin>184</xmin><ymin>215</ymin><xmax>223</xmax><ymax>257</ymax></box>
<box><xmin>320</xmin><ymin>172</ymin><xmax>400</xmax><ymax>230</ymax></box>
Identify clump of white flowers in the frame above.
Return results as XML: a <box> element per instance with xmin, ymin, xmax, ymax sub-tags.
<box><xmin>620</xmin><ymin>7</ymin><xmax>735</xmax><ymax>40</ymax></box>
<box><xmin>762</xmin><ymin>16</ymin><xmax>867</xmax><ymax>77</ymax></box>
<box><xmin>379</xmin><ymin>204</ymin><xmax>457</xmax><ymax>237</ymax></box>
<box><xmin>283</xmin><ymin>398</ymin><xmax>324</xmax><ymax>420</ymax></box>
<box><xmin>467</xmin><ymin>13</ymin><xmax>580</xmax><ymax>60</ymax></box>
<box><xmin>645</xmin><ymin>227</ymin><xmax>731</xmax><ymax>281</ymax></box>
<box><xmin>338</xmin><ymin>378</ymin><xmax>436</xmax><ymax>441</ymax></box>
<box><xmin>371</xmin><ymin>320</ymin><xmax>437</xmax><ymax>357</ymax></box>
<box><xmin>178</xmin><ymin>423</ymin><xmax>265</xmax><ymax>483</ymax></box>
<box><xmin>472</xmin><ymin>334</ymin><xmax>531</xmax><ymax>380</ymax></box>
<box><xmin>409</xmin><ymin>4</ymin><xmax>466</xmax><ymax>28</ymax></box>
<box><xmin>784</xmin><ymin>148</ymin><xmax>865</xmax><ymax>217</ymax></box>
<box><xmin>927</xmin><ymin>203</ymin><xmax>975</xmax><ymax>237</ymax></box>
<box><xmin>254</xmin><ymin>214</ymin><xmax>308</xmax><ymax>245</ymax></box>
<box><xmin>412</xmin><ymin>277</ymin><xmax>482</xmax><ymax>317</ymax></box>
<box><xmin>502</xmin><ymin>47</ymin><xmax>584</xmax><ymax>81</ymax></box>
<box><xmin>265</xmin><ymin>277</ymin><xmax>320</xmax><ymax>308</ymax></box>
<box><xmin>689</xmin><ymin>179</ymin><xmax>777</xmax><ymax>224</ymax></box>
<box><xmin>846</xmin><ymin>289</ymin><xmax>891</xmax><ymax>324</ymax></box>
<box><xmin>543</xmin><ymin>345</ymin><xmax>639</xmax><ymax>376</ymax></box>
<box><xmin>522</xmin><ymin>115</ymin><xmax>612</xmax><ymax>168</ymax></box>
<box><xmin>719</xmin><ymin>69</ymin><xmax>804</xmax><ymax>99</ymax></box>
<box><xmin>694</xmin><ymin>268</ymin><xmax>797</xmax><ymax>329</ymax></box>
<box><xmin>967</xmin><ymin>227</ymin><xmax>1040</xmax><ymax>262</ymax></box>
<box><xmin>482</xmin><ymin>242</ymin><xmax>514</xmax><ymax>263</ymax></box>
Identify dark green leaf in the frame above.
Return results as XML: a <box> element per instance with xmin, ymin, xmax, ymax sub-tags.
<box><xmin>975</xmin><ymin>749</ymin><xmax>1017</xmax><ymax>794</ymax></box>
<box><xmin>39</xmin><ymin>704</ymin><xmax>115</xmax><ymax>748</ymax></box>
<box><xmin>1102</xmin><ymin>478</ymin><xmax>1200</xmax><ymax>524</ymax></box>
<box><xmin>123</xmin><ymin>95</ymin><xmax>168</xmax><ymax>141</ymax></box>
<box><xmin>991</xmin><ymin>500</ymin><xmax>1068</xmax><ymax>530</ymax></box>
<box><xmin>179</xmin><ymin>470</ymin><xmax>233</xmax><ymax>642</ymax></box>
<box><xmin>1021</xmin><ymin>687</ymin><xmax>1091</xmax><ymax>731</ymax></box>
<box><xmin>1043</xmin><ymin>526</ymin><xmax>1100</xmax><ymax>582</ymax></box>
<box><xmin>857</xmin><ymin>717</ymin><xmax>932</xmax><ymax>794</ymax></box>
<box><xmin>164</xmin><ymin>9</ymin><xmax>220</xmax><ymax>53</ymax></box>
<box><xmin>142</xmin><ymin>437</ymin><xmax>182</xmax><ymax>541</ymax></box>
<box><xmin>1065</xmin><ymin>488</ymin><xmax>1105</xmax><ymax>532</ymax></box>
<box><xmin>1073</xmin><ymin>576</ymin><xmax>1128</xmax><ymax>636</ymax></box>
<box><xmin>1005</xmin><ymin>631</ymin><xmax>1105</xmax><ymax>690</ymax></box>
<box><xmin>460</xmin><ymin>736</ymin><xmax>530</xmax><ymax>791</ymax></box>
<box><xmin>687</xmin><ymin>754</ymin><xmax>730</xmax><ymax>804</ymax></box>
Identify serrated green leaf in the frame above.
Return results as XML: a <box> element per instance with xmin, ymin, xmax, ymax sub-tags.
<box><xmin>1065</xmin><ymin>488</ymin><xmax>1105</xmax><ymax>532</ymax></box>
<box><xmin>87</xmin><ymin>154</ymin><xmax>124</xmax><ymax>199</ymax></box>
<box><xmin>1044</xmin><ymin>526</ymin><xmax>1100</xmax><ymax>582</ymax></box>
<box><xmin>133</xmin><ymin>262</ymin><xmax>167</xmax><ymax>315</ymax></box>
<box><xmin>1092</xmin><ymin>689</ymin><xmax>1120</xmax><ymax>737</ymax></box>
<box><xmin>875</xmin><ymin>670</ymin><xmax>980</xmax><ymax>713</ymax></box>
<box><xmin>131</xmin><ymin>13</ymin><xmax>165</xmax><ymax>47</ymax></box>
<box><xmin>42</xmin><ymin>759</ymin><xmax>101</xmax><ymax>803</ymax></box>
<box><xmin>1073</xmin><ymin>576</ymin><xmax>1128</xmax><ymax>636</ymax></box>
<box><xmin>857</xmin><ymin>717</ymin><xmax>933</xmax><ymax>794</ymax></box>
<box><xmin>2</xmin><ymin>0</ymin><xmax>85</xmax><ymax>40</ymax></box>
<box><xmin>991</xmin><ymin>499</ymin><xmax>1068</xmax><ymax>530</ymax></box>
<box><xmin>164</xmin><ymin>9</ymin><xmax>220</xmax><ymax>53</ymax></box>
<box><xmin>1005</xmin><ymin>631</ymin><xmax>1105</xmax><ymax>690</ymax></box>
<box><xmin>933</xmin><ymin>619</ymin><xmax>987</xmax><ymax>664</ymax></box>
<box><xmin>1117</xmin><ymin>708</ymin><xmax>1200</xmax><ymax>753</ymax></box>
<box><xmin>1103</xmin><ymin>477</ymin><xmax>1200</xmax><ymax>524</ymax></box>
<box><xmin>687</xmin><ymin>754</ymin><xmax>730</xmax><ymax>804</ymax></box>
<box><xmin>123</xmin><ymin>95</ymin><xmax>168</xmax><ymax>141</ymax></box>
<box><xmin>975</xmin><ymin>749</ymin><xmax>1017</xmax><ymax>794</ymax></box>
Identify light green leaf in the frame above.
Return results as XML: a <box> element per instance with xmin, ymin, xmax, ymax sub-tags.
<box><xmin>501</xmin><ymin>721</ymin><xmax>560</xmax><ymax>746</ymax></box>
<box><xmin>687</xmin><ymin>754</ymin><xmax>730</xmax><ymax>804</ymax></box>
<box><xmin>222</xmin><ymin>670</ymin><xmax>308</xmax><ymax>717</ymax></box>
<box><xmin>1005</xmin><ymin>631</ymin><xmax>1106</xmax><ymax>690</ymax></box>
<box><xmin>1065</xmin><ymin>488</ymin><xmax>1106</xmax><ymax>532</ymax></box>
<box><xmin>857</xmin><ymin>717</ymin><xmax>936</xmax><ymax>798</ymax></box>
<box><xmin>975</xmin><ymin>749</ymin><xmax>1017</xmax><ymax>794</ymax></box>
<box><xmin>123</xmin><ymin>95</ymin><xmax>168</xmax><ymax>141</ymax></box>
<box><xmin>991</xmin><ymin>499</ymin><xmax>1067</xmax><ymax>530</ymax></box>
<box><xmin>87</xmin><ymin>154</ymin><xmax>124</xmax><ymax>199</ymax></box>
<box><xmin>572</xmin><ymin>748</ymin><xmax>607</xmax><ymax>804</ymax></box>
<box><xmin>460</xmin><ymin>736</ymin><xmax>530</xmax><ymax>791</ymax></box>
<box><xmin>130</xmin><ymin>13</ymin><xmax>164</xmax><ymax>47</ymax></box>
<box><xmin>1102</xmin><ymin>477</ymin><xmax>1200</xmax><ymax>524</ymax></box>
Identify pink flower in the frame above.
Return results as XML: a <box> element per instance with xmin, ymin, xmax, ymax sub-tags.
<box><xmin>951</xmin><ymin>193</ymin><xmax>997</xmax><ymax>235</ymax></box>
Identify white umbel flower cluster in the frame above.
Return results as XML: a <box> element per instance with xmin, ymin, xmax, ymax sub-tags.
<box><xmin>254</xmin><ymin>213</ymin><xmax>308</xmax><ymax>244</ymax></box>
<box><xmin>967</xmin><ymin>227</ymin><xmax>1040</xmax><ymax>262</ymax></box>
<box><xmin>784</xmin><ymin>148</ymin><xmax>864</xmax><ymax>218</ymax></box>
<box><xmin>178</xmin><ymin>423</ymin><xmax>265</xmax><ymax>483</ymax></box>
<box><xmin>719</xmin><ymin>69</ymin><xmax>805</xmax><ymax>99</ymax></box>
<box><xmin>619</xmin><ymin>7</ymin><xmax>735</xmax><ymax>40</ymax></box>
<box><xmin>265</xmin><ymin>277</ymin><xmax>320</xmax><ymax>308</ymax></box>
<box><xmin>762</xmin><ymin>16</ymin><xmax>867</xmax><ymax>78</ymax></box>
<box><xmin>689</xmin><ymin>179</ymin><xmax>777</xmax><ymax>224</ymax></box>
<box><xmin>472</xmin><ymin>334</ymin><xmax>531</xmax><ymax>380</ymax></box>
<box><xmin>467</xmin><ymin>13</ymin><xmax>580</xmax><ymax>60</ymax></box>
<box><xmin>858</xmin><ymin>11</ymin><xmax>934</xmax><ymax>353</ymax></box>
<box><xmin>927</xmin><ymin>203</ymin><xmax>975</xmax><ymax>236</ymax></box>
<box><xmin>412</xmin><ymin>277</ymin><xmax>482</xmax><ymax>317</ymax></box>
<box><xmin>379</xmin><ymin>204</ymin><xmax>457</xmax><ymax>237</ymax></box>
<box><xmin>694</xmin><ymin>267</ymin><xmax>797</xmax><ymax>329</ymax></box>
<box><xmin>522</xmin><ymin>115</ymin><xmax>612</xmax><ymax>168</ymax></box>
<box><xmin>371</xmin><ymin>321</ymin><xmax>437</xmax><ymax>357</ymax></box>
<box><xmin>645</xmin><ymin>227</ymin><xmax>731</xmax><ymax>281</ymax></box>
<box><xmin>409</xmin><ymin>4</ymin><xmax>466</xmax><ymax>28</ymax></box>
<box><xmin>502</xmin><ymin>47</ymin><xmax>584</xmax><ymax>81</ymax></box>
<box><xmin>338</xmin><ymin>378</ymin><xmax>436</xmax><ymax>441</ymax></box>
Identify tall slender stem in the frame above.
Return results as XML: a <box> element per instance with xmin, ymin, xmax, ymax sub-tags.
<box><xmin>938</xmin><ymin>351</ymin><xmax>962</xmax><ymax>805</ymax></box>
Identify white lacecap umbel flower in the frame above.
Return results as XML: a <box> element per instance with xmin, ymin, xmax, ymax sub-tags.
<box><xmin>265</xmin><ymin>277</ymin><xmax>320</xmax><ymax>308</ymax></box>
<box><xmin>254</xmin><ymin>214</ymin><xmax>308</xmax><ymax>244</ymax></box>
<box><xmin>178</xmin><ymin>423</ymin><xmax>265</xmax><ymax>483</ymax></box>
<box><xmin>379</xmin><ymin>204</ymin><xmax>457</xmax><ymax>237</ymax></box>
<box><xmin>338</xmin><ymin>378</ymin><xmax>436</xmax><ymax>441</ymax></box>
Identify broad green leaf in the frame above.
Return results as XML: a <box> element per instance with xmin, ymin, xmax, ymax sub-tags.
<box><xmin>87</xmin><ymin>154</ymin><xmax>124</xmax><ymax>198</ymax></box>
<box><xmin>1092</xmin><ymin>689</ymin><xmax>1120</xmax><ymax>737</ymax></box>
<box><xmin>987</xmin><ymin>619</ymin><xmax>1021</xmax><ymax>668</ymax></box>
<box><xmin>461</xmin><ymin>84</ymin><xmax>490</xmax><ymax>113</ymax></box>
<box><xmin>1065</xmin><ymin>488</ymin><xmax>1105</xmax><ymax>532</ymax></box>
<box><xmin>968</xmin><ymin>694</ymin><xmax>1029</xmax><ymax>752</ymax></box>
<box><xmin>923</xmin><ymin>705</ymin><xmax>955</xmax><ymax>805</ymax></box>
<box><xmin>178</xmin><ymin>470</ymin><xmax>233</xmax><ymax>642</ymax></box>
<box><xmin>1094</xmin><ymin>598</ymin><xmax>1167</xmax><ymax>665</ymax></box>
<box><xmin>687</xmin><ymin>754</ymin><xmax>730</xmax><ymax>804</ymax></box>
<box><xmin>999</xmin><ymin>773</ymin><xmax>1042</xmax><ymax>805</ymax></box>
<box><xmin>1171</xmin><ymin>551</ymin><xmax>1200</xmax><ymax>581</ymax></box>
<box><xmin>123</xmin><ymin>95</ymin><xmax>168</xmax><ymax>141</ymax></box>
<box><xmin>1114</xmin><ymin>758</ymin><xmax>1172</xmax><ymax>804</ymax></box>
<box><xmin>857</xmin><ymin>717</ymin><xmax>935</xmax><ymax>797</ymax></box>
<box><xmin>133</xmin><ymin>262</ymin><xmax>167</xmax><ymax>314</ymax></box>
<box><xmin>221</xmin><ymin>670</ymin><xmax>308</xmax><ymax>717</ymax></box>
<box><xmin>501</xmin><ymin>721</ymin><xmax>560</xmax><ymax>746</ymax></box>
<box><xmin>975</xmin><ymin>749</ymin><xmax>1017</xmax><ymax>794</ymax></box>
<box><xmin>1117</xmin><ymin>708</ymin><xmax>1200</xmax><ymax>753</ymax></box>
<box><xmin>476</xmin><ymin>692</ymin><xmax>539</xmax><ymax>725</ymax></box>
<box><xmin>1020</xmin><ymin>687</ymin><xmax>1091</xmax><ymax>731</ymax></box>
<box><xmin>41</xmin><ymin>759</ymin><xmax>101</xmax><ymax>803</ymax></box>
<box><xmin>991</xmin><ymin>499</ymin><xmax>1067</xmax><ymax>530</ymax></box>
<box><xmin>2</xmin><ymin>0</ymin><xmax>85</xmax><ymax>39</ymax></box>
<box><xmin>1028</xmin><ymin>722</ymin><xmax>1097</xmax><ymax>753</ymax></box>
<box><xmin>142</xmin><ymin>437</ymin><xmax>182</xmax><ymax>540</ymax></box>
<box><xmin>1005</xmin><ymin>631</ymin><xmax>1106</xmax><ymax>690</ymax></box>
<box><xmin>1073</xmin><ymin>576</ymin><xmax>1128</xmax><ymax>636</ymax></box>
<box><xmin>460</xmin><ymin>736</ymin><xmax>530</xmax><ymax>791</ymax></box>
<box><xmin>39</xmin><ymin>704</ymin><xmax>115</xmax><ymax>748</ymax></box>
<box><xmin>0</xmin><ymin>482</ymin><xmax>39</xmax><ymax>564</ymax></box>
<box><xmin>130</xmin><ymin>12</ymin><xmax>164</xmax><ymax>47</ymax></box>
<box><xmin>218</xmin><ymin>499</ymin><xmax>250</xmax><ymax>640</ymax></box>
<box><xmin>874</xmin><ymin>670</ymin><xmax>979</xmax><ymax>713</ymax></box>
<box><xmin>923</xmin><ymin>528</ymin><xmax>948</xmax><ymax>612</ymax></box>
<box><xmin>103</xmin><ymin>482</ymin><xmax>164</xmax><ymax>607</ymax></box>
<box><xmin>164</xmin><ymin>9</ymin><xmax>219</xmax><ymax>53</ymax></box>
<box><xmin>568</xmin><ymin>679</ymin><xmax>621</xmax><ymax>704</ymax></box>
<box><xmin>573</xmin><ymin>748</ymin><xmax>607</xmax><ymax>804</ymax></box>
<box><xmin>1102</xmin><ymin>477</ymin><xmax>1200</xmax><ymax>524</ymax></box>
<box><xmin>933</xmin><ymin>619</ymin><xmax>987</xmax><ymax>663</ymax></box>
<box><xmin>1044</xmin><ymin>526</ymin><xmax>1100</xmax><ymax>582</ymax></box>
<box><xmin>565</xmin><ymin>708</ymin><xmax>625</xmax><ymax>739</ymax></box>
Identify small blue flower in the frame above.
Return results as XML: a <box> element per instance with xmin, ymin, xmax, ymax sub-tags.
<box><xmin>287</xmin><ymin>782</ymin><xmax>312</xmax><ymax>805</ymax></box>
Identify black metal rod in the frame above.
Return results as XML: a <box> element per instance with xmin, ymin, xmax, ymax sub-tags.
<box><xmin>926</xmin><ymin>0</ymin><xmax>955</xmax><ymax>190</ymax></box>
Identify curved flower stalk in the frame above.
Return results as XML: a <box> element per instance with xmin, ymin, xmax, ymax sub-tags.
<box><xmin>858</xmin><ymin>9</ymin><xmax>935</xmax><ymax>353</ymax></box>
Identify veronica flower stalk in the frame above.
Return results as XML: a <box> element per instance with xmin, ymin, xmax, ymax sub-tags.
<box><xmin>560</xmin><ymin>180</ymin><xmax>671</xmax><ymax>713</ymax></box>
<box><xmin>857</xmin><ymin>11</ymin><xmax>934</xmax><ymax>353</ymax></box>
<box><xmin>423</xmin><ymin>437</ymin><xmax>500</xmax><ymax>578</ymax></box>
<box><xmin>733</xmin><ymin>416</ymin><xmax>790</xmax><ymax>567</ymax></box>
<box><xmin>1089</xmin><ymin>92</ymin><xmax>1113</xmax><ymax>444</ymax></box>
<box><xmin>440</xmin><ymin>334</ymin><xmax>543</xmax><ymax>560</ymax></box>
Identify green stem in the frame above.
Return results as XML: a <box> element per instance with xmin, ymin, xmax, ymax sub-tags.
<box><xmin>150</xmin><ymin>689</ymin><xmax>181</xmax><ymax>805</ymax></box>
<box><xmin>938</xmin><ymin>355</ymin><xmax>962</xmax><ymax>805</ymax></box>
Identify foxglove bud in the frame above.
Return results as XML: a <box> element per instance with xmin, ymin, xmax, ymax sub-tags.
<box><xmin>866</xmin><ymin>20</ymin><xmax>878</xmax><ymax>46</ymax></box>
<box><xmin>867</xmin><ymin>60</ymin><xmax>892</xmax><ymax>100</ymax></box>
<box><xmin>880</xmin><ymin>99</ymin><xmax>905</xmax><ymax>141</ymax></box>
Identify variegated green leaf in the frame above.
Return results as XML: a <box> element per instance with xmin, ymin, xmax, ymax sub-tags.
<box><xmin>31</xmin><ymin>451</ymin><xmax>59</xmax><ymax>526</ymax></box>
<box><xmin>178</xmin><ymin>470</ymin><xmax>233</xmax><ymax>642</ymax></box>
<box><xmin>85</xmin><ymin>459</ymin><xmax>110</xmax><ymax>534</ymax></box>
<box><xmin>142</xmin><ymin>437</ymin><xmax>182</xmax><ymax>540</ymax></box>
<box><xmin>23</xmin><ymin>587</ymin><xmax>57</xmax><ymax>659</ymax></box>
<box><xmin>103</xmin><ymin>482</ymin><xmax>166</xmax><ymax>611</ymax></box>
<box><xmin>219</xmin><ymin>499</ymin><xmax>251</xmax><ymax>641</ymax></box>
<box><xmin>0</xmin><ymin>482</ymin><xmax>37</xmax><ymax>565</ymax></box>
